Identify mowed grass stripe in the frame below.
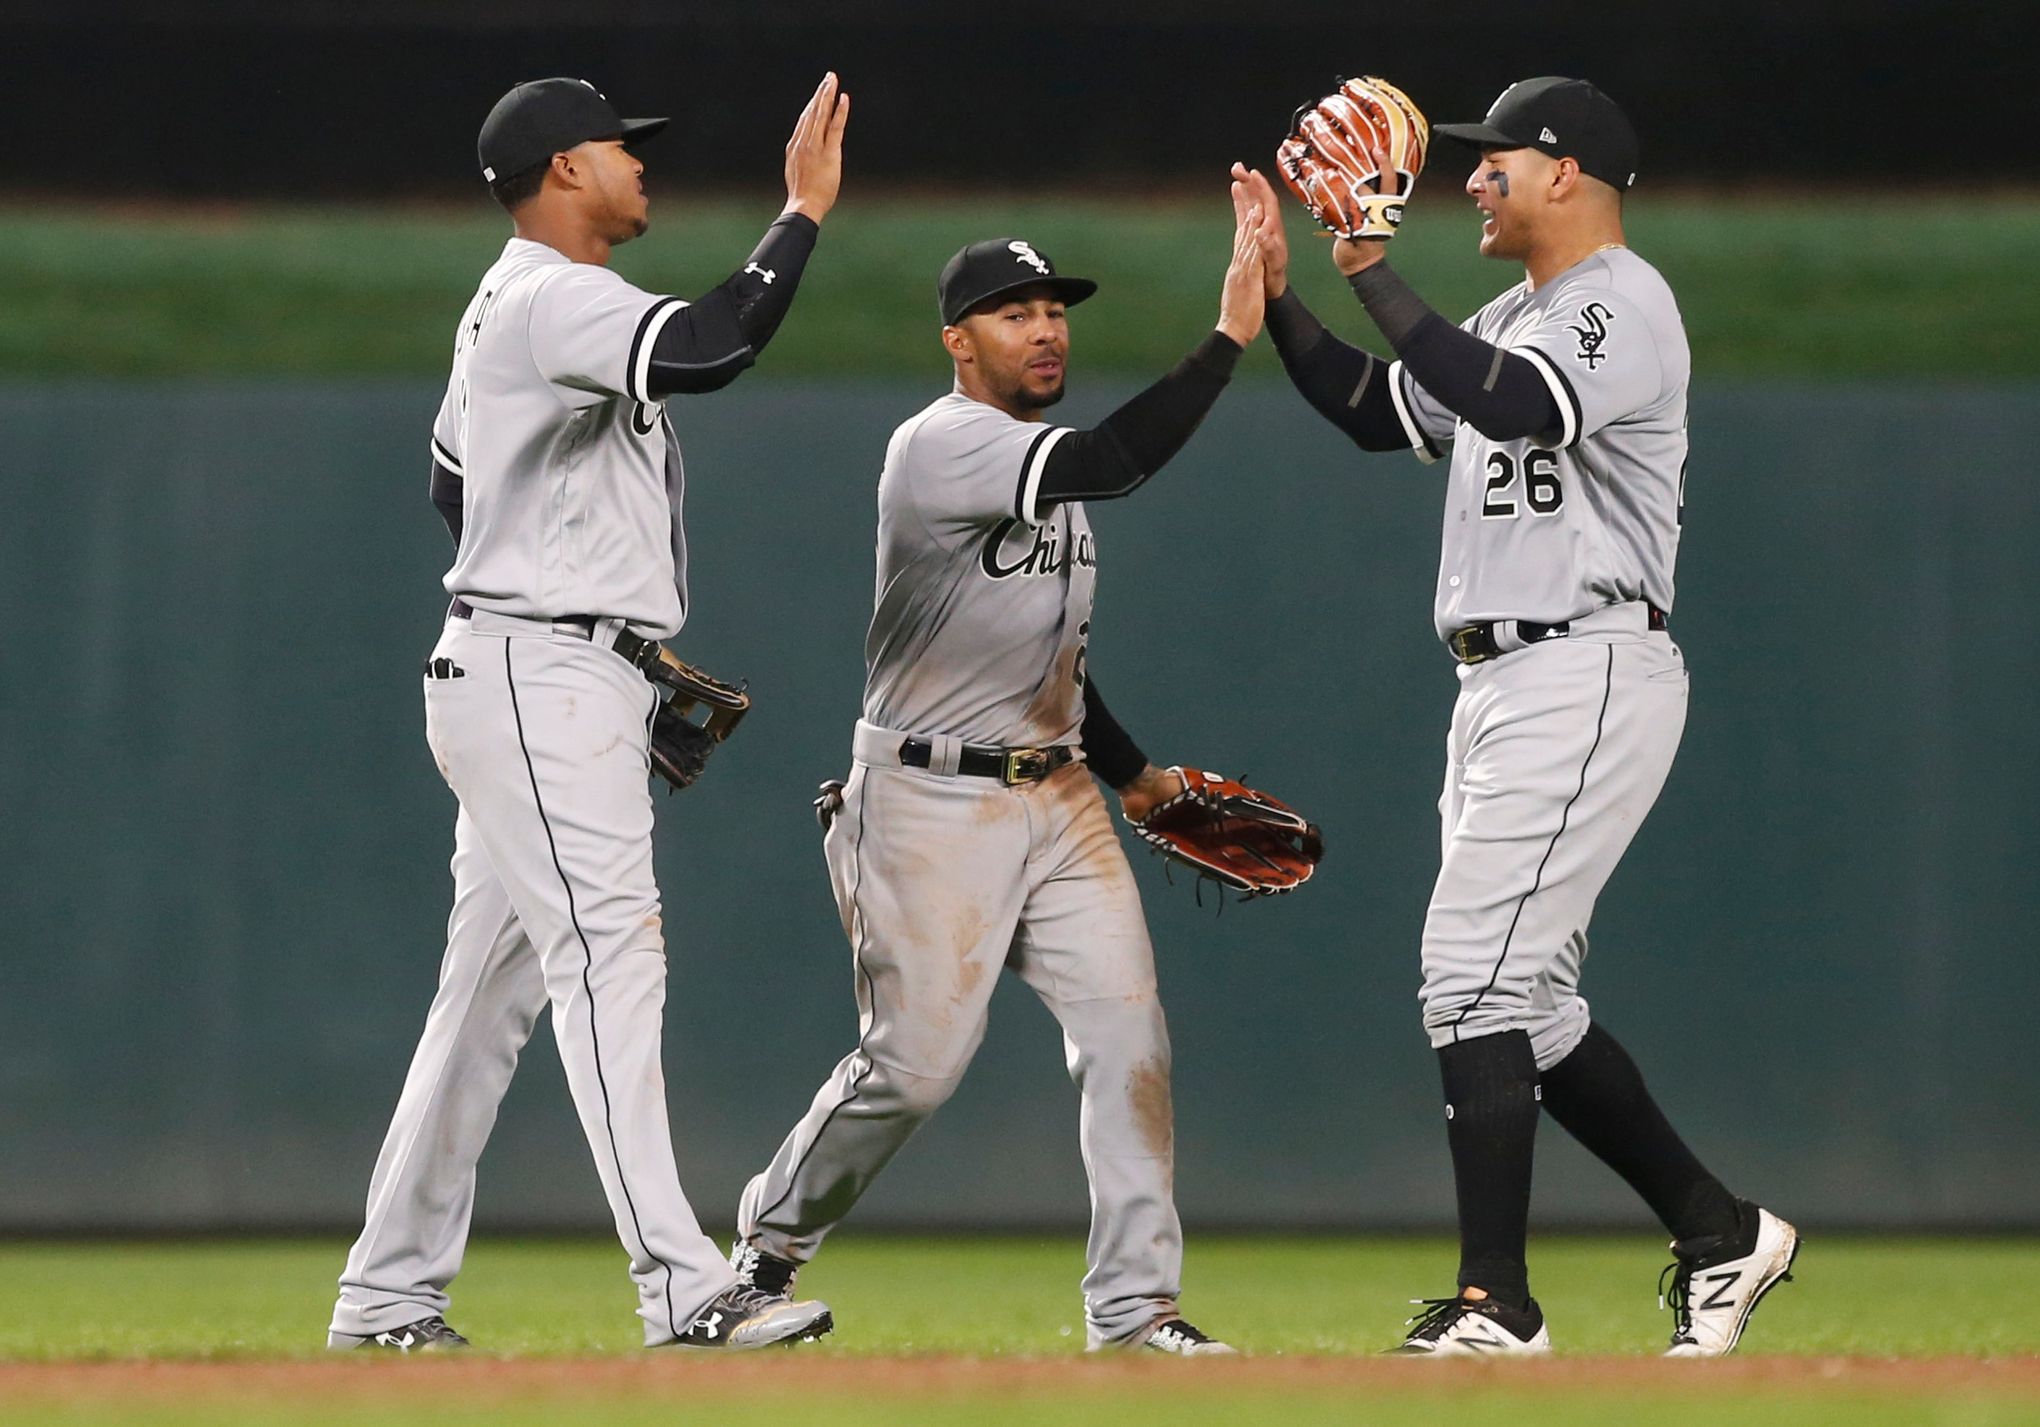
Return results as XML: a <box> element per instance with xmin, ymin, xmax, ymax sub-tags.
<box><xmin>1</xmin><ymin>1234</ymin><xmax>2037</xmax><ymax>1360</ymax></box>
<box><xmin>7</xmin><ymin>1362</ymin><xmax>2040</xmax><ymax>1427</ymax></box>
<box><xmin>4</xmin><ymin>197</ymin><xmax>2037</xmax><ymax>378</ymax></box>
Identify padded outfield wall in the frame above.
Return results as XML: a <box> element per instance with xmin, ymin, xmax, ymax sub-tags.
<box><xmin>1</xmin><ymin>379</ymin><xmax>2033</xmax><ymax>1231</ymax></box>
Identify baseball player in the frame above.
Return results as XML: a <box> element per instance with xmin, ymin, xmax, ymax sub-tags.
<box><xmin>1236</xmin><ymin>77</ymin><xmax>1798</xmax><ymax>1355</ymax></box>
<box><xmin>721</xmin><ymin>197</ymin><xmax>1273</xmax><ymax>1355</ymax></box>
<box><xmin>327</xmin><ymin>73</ymin><xmax>848</xmax><ymax>1352</ymax></box>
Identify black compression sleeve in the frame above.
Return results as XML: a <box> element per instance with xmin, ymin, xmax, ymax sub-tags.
<box><xmin>726</xmin><ymin>213</ymin><xmax>818</xmax><ymax>352</ymax></box>
<box><xmin>1347</xmin><ymin>262</ymin><xmax>1562</xmax><ymax>443</ymax></box>
<box><xmin>1080</xmin><ymin>676</ymin><xmax>1150</xmax><ymax>790</ymax></box>
<box><xmin>644</xmin><ymin>213</ymin><xmax>820</xmax><ymax>397</ymax></box>
<box><xmin>1263</xmin><ymin>288</ymin><xmax>1412</xmax><ymax>452</ymax></box>
<box><xmin>430</xmin><ymin>459</ymin><xmax>462</xmax><ymax>545</ymax></box>
<box><xmin>1033</xmin><ymin>331</ymin><xmax>1241</xmax><ymax>504</ymax></box>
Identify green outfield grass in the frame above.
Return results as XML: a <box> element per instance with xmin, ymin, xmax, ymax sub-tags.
<box><xmin>3</xmin><ymin>1235</ymin><xmax>2037</xmax><ymax>1426</ymax></box>
<box><xmin>4</xmin><ymin>1231</ymin><xmax>2032</xmax><ymax>1358</ymax></box>
<box><xmin>5</xmin><ymin>195</ymin><xmax>2037</xmax><ymax>380</ymax></box>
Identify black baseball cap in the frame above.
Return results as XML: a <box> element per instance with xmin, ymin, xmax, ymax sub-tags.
<box><xmin>477</xmin><ymin>78</ymin><xmax>668</xmax><ymax>184</ymax></box>
<box><xmin>938</xmin><ymin>239</ymin><xmax>1098</xmax><ymax>326</ymax></box>
<box><xmin>1433</xmin><ymin>77</ymin><xmax>1640</xmax><ymax>190</ymax></box>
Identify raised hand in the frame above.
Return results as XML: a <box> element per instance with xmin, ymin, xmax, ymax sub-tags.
<box><xmin>1218</xmin><ymin>184</ymin><xmax>1268</xmax><ymax>345</ymax></box>
<box><xmin>783</xmin><ymin>72</ymin><xmax>850</xmax><ymax>223</ymax></box>
<box><xmin>1231</xmin><ymin>162</ymin><xmax>1290</xmax><ymax>297</ymax></box>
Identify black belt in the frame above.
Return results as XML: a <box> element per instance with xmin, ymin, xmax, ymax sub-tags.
<box><xmin>898</xmin><ymin>738</ymin><xmax>1075</xmax><ymax>785</ymax></box>
<box><xmin>449</xmin><ymin>597</ymin><xmax>663</xmax><ymax>675</ymax></box>
<box><xmin>1448</xmin><ymin>603</ymin><xmax>1668</xmax><ymax>665</ymax></box>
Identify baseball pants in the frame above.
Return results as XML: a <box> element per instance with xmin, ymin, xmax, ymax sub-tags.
<box><xmin>330</xmin><ymin>612</ymin><xmax>736</xmax><ymax>1347</ymax></box>
<box><xmin>737</xmin><ymin>725</ymin><xmax>1181</xmax><ymax>1348</ymax></box>
<box><xmin>1420</xmin><ymin>605</ymin><xmax>1688</xmax><ymax>1068</ymax></box>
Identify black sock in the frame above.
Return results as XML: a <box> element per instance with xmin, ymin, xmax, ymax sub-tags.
<box><xmin>1437</xmin><ymin>1030</ymin><xmax>1540</xmax><ymax>1309</ymax></box>
<box><xmin>1539</xmin><ymin>1021</ymin><xmax>1740</xmax><ymax>1244</ymax></box>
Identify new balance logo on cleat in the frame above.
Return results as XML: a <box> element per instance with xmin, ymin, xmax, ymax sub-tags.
<box><xmin>1662</xmin><ymin>1203</ymin><xmax>1801</xmax><ymax>1357</ymax></box>
<box><xmin>1391</xmin><ymin>1295</ymin><xmax>1552</xmax><ymax>1357</ymax></box>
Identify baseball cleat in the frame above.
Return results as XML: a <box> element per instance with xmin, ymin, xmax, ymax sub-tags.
<box><xmin>671</xmin><ymin>1285</ymin><xmax>833</xmax><ymax>1350</ymax></box>
<box><xmin>729</xmin><ymin>1238</ymin><xmax>801</xmax><ymax>1301</ymax></box>
<box><xmin>1390</xmin><ymin>1295</ymin><xmax>1552</xmax><ymax>1356</ymax></box>
<box><xmin>1141</xmin><ymin>1317</ymin><xmax>1240</xmax><ymax>1356</ymax></box>
<box><xmin>1661</xmin><ymin>1202</ymin><xmax>1800</xmax><ymax>1357</ymax></box>
<box><xmin>326</xmin><ymin>1315</ymin><xmax>470</xmax><ymax>1352</ymax></box>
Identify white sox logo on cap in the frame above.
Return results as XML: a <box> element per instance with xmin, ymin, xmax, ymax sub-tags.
<box><xmin>1008</xmin><ymin>241</ymin><xmax>1052</xmax><ymax>274</ymax></box>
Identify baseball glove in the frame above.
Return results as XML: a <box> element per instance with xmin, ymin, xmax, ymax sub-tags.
<box><xmin>646</xmin><ymin>648</ymin><xmax>751</xmax><ymax>792</ymax></box>
<box><xmin>1128</xmin><ymin>766</ymin><xmax>1325</xmax><ymax>899</ymax></box>
<box><xmin>1277</xmin><ymin>76</ymin><xmax>1430</xmax><ymax>241</ymax></box>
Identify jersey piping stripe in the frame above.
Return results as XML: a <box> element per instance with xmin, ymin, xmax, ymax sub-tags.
<box><xmin>1514</xmin><ymin>347</ymin><xmax>1584</xmax><ymax>449</ymax></box>
<box><xmin>748</xmin><ymin>775</ymin><xmax>878</xmax><ymax>1231</ymax></box>
<box><xmin>503</xmin><ymin>639</ymin><xmax>680</xmax><ymax>1341</ymax></box>
<box><xmin>627</xmin><ymin>297</ymin><xmax>689</xmax><ymax>407</ymax></box>
<box><xmin>430</xmin><ymin>437</ymin><xmax>465</xmax><ymax>476</ymax></box>
<box><xmin>1386</xmin><ymin>361</ymin><xmax>1444</xmax><ymax>464</ymax></box>
<box><xmin>1015</xmin><ymin>426</ymin><xmax>1074</xmax><ymax>525</ymax></box>
<box><xmin>1448</xmin><ymin>643</ymin><xmax>1614</xmax><ymax>1038</ymax></box>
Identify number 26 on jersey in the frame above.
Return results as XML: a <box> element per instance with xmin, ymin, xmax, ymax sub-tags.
<box><xmin>1481</xmin><ymin>448</ymin><xmax>1563</xmax><ymax>520</ymax></box>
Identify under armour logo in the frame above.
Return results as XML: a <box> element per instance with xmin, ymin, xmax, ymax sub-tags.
<box><xmin>379</xmin><ymin>1330</ymin><xmax>417</xmax><ymax>1349</ymax></box>
<box><xmin>1540</xmin><ymin>126</ymin><xmax>1558</xmax><ymax>143</ymax></box>
<box><xmin>697</xmin><ymin>1311</ymin><xmax>724</xmax><ymax>1339</ymax></box>
<box><xmin>744</xmin><ymin>261</ymin><xmax>777</xmax><ymax>284</ymax></box>
<box><xmin>1008</xmin><ymin>240</ymin><xmax>1051</xmax><ymax>274</ymax></box>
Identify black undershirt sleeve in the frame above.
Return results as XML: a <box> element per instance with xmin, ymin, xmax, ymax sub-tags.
<box><xmin>1347</xmin><ymin>262</ymin><xmax>1562</xmax><ymax>443</ymax></box>
<box><xmin>1032</xmin><ymin>331</ymin><xmax>1242</xmax><ymax>504</ymax></box>
<box><xmin>644</xmin><ymin>213</ymin><xmax>820</xmax><ymax>397</ymax></box>
<box><xmin>430</xmin><ymin>459</ymin><xmax>463</xmax><ymax>545</ymax></box>
<box><xmin>1262</xmin><ymin>288</ymin><xmax>1412</xmax><ymax>452</ymax></box>
<box><xmin>1079</xmin><ymin>676</ymin><xmax>1150</xmax><ymax>791</ymax></box>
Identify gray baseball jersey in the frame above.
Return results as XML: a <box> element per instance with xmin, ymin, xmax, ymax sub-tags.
<box><xmin>431</xmin><ymin>237</ymin><xmax>691</xmax><ymax>638</ymax></box>
<box><xmin>1386</xmin><ymin>247</ymin><xmax>1689</xmax><ymax>640</ymax></box>
<box><xmin>737</xmin><ymin>390</ymin><xmax>1194</xmax><ymax>1349</ymax></box>
<box><xmin>861</xmin><ymin>393</ymin><xmax>1096</xmax><ymax>748</ymax></box>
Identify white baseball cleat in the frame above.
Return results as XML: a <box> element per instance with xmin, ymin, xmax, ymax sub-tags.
<box><xmin>670</xmin><ymin>1285</ymin><xmax>833</xmax><ymax>1350</ymax></box>
<box><xmin>1391</xmin><ymin>1295</ymin><xmax>1552</xmax><ymax>1356</ymax></box>
<box><xmin>1141</xmin><ymin>1317</ymin><xmax>1240</xmax><ymax>1356</ymax></box>
<box><xmin>1661</xmin><ymin>1203</ymin><xmax>1800</xmax><ymax>1357</ymax></box>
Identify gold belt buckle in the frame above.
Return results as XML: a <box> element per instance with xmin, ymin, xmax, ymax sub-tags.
<box><xmin>1449</xmin><ymin>627</ymin><xmax>1492</xmax><ymax>664</ymax></box>
<box><xmin>1002</xmin><ymin>747</ymin><xmax>1051</xmax><ymax>784</ymax></box>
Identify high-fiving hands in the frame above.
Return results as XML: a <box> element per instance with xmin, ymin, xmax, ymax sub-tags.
<box><xmin>1230</xmin><ymin>163</ymin><xmax>1291</xmax><ymax>297</ymax></box>
<box><xmin>1217</xmin><ymin>177</ymin><xmax>1286</xmax><ymax>345</ymax></box>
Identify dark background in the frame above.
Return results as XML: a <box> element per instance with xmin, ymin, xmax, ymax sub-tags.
<box><xmin>1</xmin><ymin>0</ymin><xmax>2013</xmax><ymax>198</ymax></box>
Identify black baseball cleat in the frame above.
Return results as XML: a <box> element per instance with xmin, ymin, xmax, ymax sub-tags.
<box><xmin>1661</xmin><ymin>1200</ymin><xmax>1800</xmax><ymax>1357</ymax></box>
<box><xmin>1390</xmin><ymin>1295</ymin><xmax>1552</xmax><ymax>1356</ymax></box>
<box><xmin>1141</xmin><ymin>1316</ymin><xmax>1239</xmax><ymax>1356</ymax></box>
<box><xmin>326</xmin><ymin>1315</ymin><xmax>470</xmax><ymax>1352</ymax></box>
<box><xmin>729</xmin><ymin>1238</ymin><xmax>801</xmax><ymax>1301</ymax></box>
<box><xmin>670</xmin><ymin>1284</ymin><xmax>833</xmax><ymax>1350</ymax></box>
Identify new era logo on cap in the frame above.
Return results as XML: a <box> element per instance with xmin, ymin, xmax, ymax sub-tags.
<box><xmin>1540</xmin><ymin>126</ymin><xmax>1558</xmax><ymax>143</ymax></box>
